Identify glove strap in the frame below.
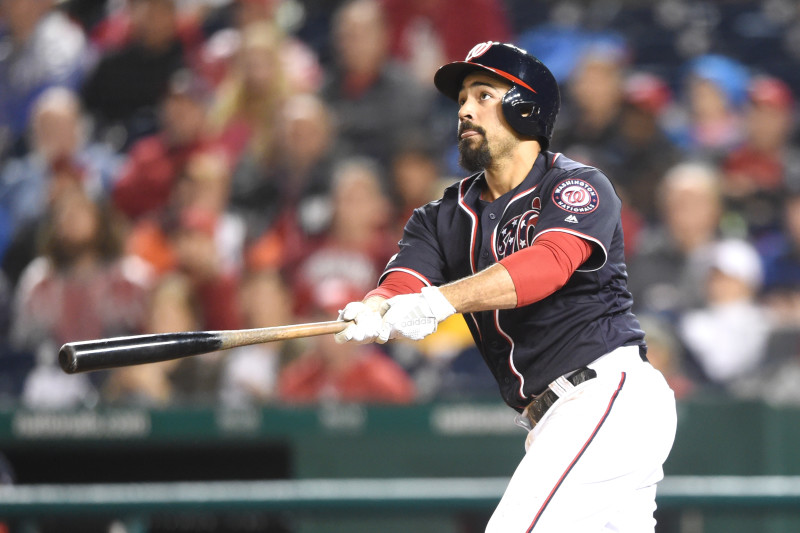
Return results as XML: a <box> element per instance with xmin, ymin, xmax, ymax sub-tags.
<box><xmin>420</xmin><ymin>286</ymin><xmax>457</xmax><ymax>322</ymax></box>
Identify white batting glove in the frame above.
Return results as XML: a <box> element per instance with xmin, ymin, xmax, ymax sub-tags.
<box><xmin>378</xmin><ymin>286</ymin><xmax>456</xmax><ymax>343</ymax></box>
<box><xmin>335</xmin><ymin>301</ymin><xmax>386</xmax><ymax>344</ymax></box>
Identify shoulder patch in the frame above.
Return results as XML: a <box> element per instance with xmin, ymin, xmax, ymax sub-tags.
<box><xmin>552</xmin><ymin>178</ymin><xmax>599</xmax><ymax>214</ymax></box>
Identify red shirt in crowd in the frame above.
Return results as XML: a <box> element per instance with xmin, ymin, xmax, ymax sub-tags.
<box><xmin>278</xmin><ymin>346</ymin><xmax>416</xmax><ymax>404</ymax></box>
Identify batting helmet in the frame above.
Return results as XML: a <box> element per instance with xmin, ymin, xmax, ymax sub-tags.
<box><xmin>434</xmin><ymin>42</ymin><xmax>561</xmax><ymax>150</ymax></box>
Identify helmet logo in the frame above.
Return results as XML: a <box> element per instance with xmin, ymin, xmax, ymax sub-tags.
<box><xmin>466</xmin><ymin>42</ymin><xmax>493</xmax><ymax>61</ymax></box>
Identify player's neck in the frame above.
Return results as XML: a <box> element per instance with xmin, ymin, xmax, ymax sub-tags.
<box><xmin>482</xmin><ymin>142</ymin><xmax>540</xmax><ymax>201</ymax></box>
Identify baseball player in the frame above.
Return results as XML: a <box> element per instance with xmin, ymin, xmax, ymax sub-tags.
<box><xmin>336</xmin><ymin>42</ymin><xmax>677</xmax><ymax>532</ymax></box>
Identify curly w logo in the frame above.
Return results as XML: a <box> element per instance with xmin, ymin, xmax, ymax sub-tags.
<box><xmin>466</xmin><ymin>42</ymin><xmax>493</xmax><ymax>61</ymax></box>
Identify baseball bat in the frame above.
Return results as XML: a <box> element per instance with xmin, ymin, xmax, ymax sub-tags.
<box><xmin>59</xmin><ymin>320</ymin><xmax>348</xmax><ymax>374</ymax></box>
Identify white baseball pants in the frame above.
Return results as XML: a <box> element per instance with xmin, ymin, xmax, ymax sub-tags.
<box><xmin>485</xmin><ymin>345</ymin><xmax>678</xmax><ymax>533</ymax></box>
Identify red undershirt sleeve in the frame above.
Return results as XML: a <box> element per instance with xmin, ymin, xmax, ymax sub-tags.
<box><xmin>365</xmin><ymin>271</ymin><xmax>426</xmax><ymax>300</ymax></box>
<box><xmin>499</xmin><ymin>232</ymin><xmax>593</xmax><ymax>308</ymax></box>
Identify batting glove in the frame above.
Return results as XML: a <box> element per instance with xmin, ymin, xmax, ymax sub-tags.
<box><xmin>378</xmin><ymin>286</ymin><xmax>456</xmax><ymax>343</ymax></box>
<box><xmin>335</xmin><ymin>300</ymin><xmax>386</xmax><ymax>344</ymax></box>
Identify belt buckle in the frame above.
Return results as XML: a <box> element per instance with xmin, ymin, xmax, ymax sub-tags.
<box><xmin>524</xmin><ymin>389</ymin><xmax>556</xmax><ymax>428</ymax></box>
<box><xmin>523</xmin><ymin>367</ymin><xmax>597</xmax><ymax>428</ymax></box>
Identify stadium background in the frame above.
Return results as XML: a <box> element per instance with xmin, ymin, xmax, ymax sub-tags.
<box><xmin>2</xmin><ymin>0</ymin><xmax>800</xmax><ymax>531</ymax></box>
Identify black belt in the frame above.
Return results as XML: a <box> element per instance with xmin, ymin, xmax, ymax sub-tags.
<box><xmin>524</xmin><ymin>367</ymin><xmax>597</xmax><ymax>427</ymax></box>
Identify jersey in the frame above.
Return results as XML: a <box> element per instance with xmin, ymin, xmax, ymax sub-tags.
<box><xmin>380</xmin><ymin>151</ymin><xmax>645</xmax><ymax>410</ymax></box>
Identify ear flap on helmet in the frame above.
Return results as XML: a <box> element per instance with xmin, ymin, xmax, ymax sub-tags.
<box><xmin>502</xmin><ymin>85</ymin><xmax>555</xmax><ymax>150</ymax></box>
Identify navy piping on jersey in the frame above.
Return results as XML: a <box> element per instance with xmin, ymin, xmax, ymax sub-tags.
<box><xmin>526</xmin><ymin>372</ymin><xmax>627</xmax><ymax>532</ymax></box>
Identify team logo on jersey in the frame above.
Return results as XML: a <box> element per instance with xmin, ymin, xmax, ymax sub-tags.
<box><xmin>552</xmin><ymin>179</ymin><xmax>599</xmax><ymax>214</ymax></box>
<box><xmin>496</xmin><ymin>197</ymin><xmax>541</xmax><ymax>258</ymax></box>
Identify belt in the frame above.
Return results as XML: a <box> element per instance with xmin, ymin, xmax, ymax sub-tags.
<box><xmin>524</xmin><ymin>367</ymin><xmax>597</xmax><ymax>428</ymax></box>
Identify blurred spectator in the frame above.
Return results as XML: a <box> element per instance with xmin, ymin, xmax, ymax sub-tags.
<box><xmin>722</xmin><ymin>75</ymin><xmax>800</xmax><ymax>238</ymax></box>
<box><xmin>171</xmin><ymin>150</ymin><xmax>244</xmax><ymax>274</ymax></box>
<box><xmin>0</xmin><ymin>87</ymin><xmax>122</xmax><ymax>270</ymax></box>
<box><xmin>219</xmin><ymin>268</ymin><xmax>301</xmax><ymax>406</ymax></box>
<box><xmin>229</xmin><ymin>93</ymin><xmax>336</xmax><ymax>243</ymax></box>
<box><xmin>0</xmin><ymin>0</ymin><xmax>89</xmax><ymax>158</ymax></box>
<box><xmin>322</xmin><ymin>0</ymin><xmax>435</xmax><ymax>168</ymax></box>
<box><xmin>606</xmin><ymin>72</ymin><xmax>682</xmax><ymax>227</ymax></box>
<box><xmin>381</xmin><ymin>0</ymin><xmax>512</xmax><ymax>85</ymax></box>
<box><xmin>111</xmin><ymin>69</ymin><xmax>216</xmax><ymax>221</ymax></box>
<box><xmin>627</xmin><ymin>162</ymin><xmax>725</xmax><ymax>318</ymax></box>
<box><xmin>85</xmin><ymin>0</ymin><xmax>204</xmax><ymax>56</ymax></box>
<box><xmin>12</xmin><ymin>185</ymin><xmax>152</xmax><ymax>409</ymax></box>
<box><xmin>667</xmin><ymin>54</ymin><xmax>750</xmax><ymax>160</ymax></box>
<box><xmin>134</xmin><ymin>204</ymin><xmax>243</xmax><ymax>332</ymax></box>
<box><xmin>762</xmin><ymin>191</ymin><xmax>800</xmax><ymax>326</ymax></box>
<box><xmin>103</xmin><ymin>273</ymin><xmax>196</xmax><ymax>406</ymax></box>
<box><xmin>388</xmin><ymin>140</ymin><xmax>446</xmax><ymax>242</ymax></box>
<box><xmin>734</xmin><ymin>346</ymin><xmax>800</xmax><ymax>407</ymax></box>
<box><xmin>104</xmin><ymin>269</ymin><xmax>228</xmax><ymax>406</ymax></box>
<box><xmin>391</xmin><ymin>315</ymin><xmax>496</xmax><ymax>402</ymax></box>
<box><xmin>169</xmin><ymin>208</ymin><xmax>243</xmax><ymax>331</ymax></box>
<box><xmin>124</xmin><ymin>148</ymin><xmax>242</xmax><ymax>275</ymax></box>
<box><xmin>277</xmin><ymin>278</ymin><xmax>415</xmax><ymax>404</ymax></box>
<box><xmin>199</xmin><ymin>0</ymin><xmax>322</xmax><ymax>92</ymax></box>
<box><xmin>678</xmin><ymin>239</ymin><xmax>773</xmax><ymax>389</ymax></box>
<box><xmin>81</xmin><ymin>0</ymin><xmax>189</xmax><ymax>150</ymax></box>
<box><xmin>555</xmin><ymin>39</ymin><xmax>629</xmax><ymax>169</ymax></box>
<box><xmin>637</xmin><ymin>314</ymin><xmax>695</xmax><ymax>400</ymax></box>
<box><xmin>0</xmin><ymin>88</ymin><xmax>113</xmax><ymax>287</ymax></box>
<box><xmin>207</xmin><ymin>21</ymin><xmax>290</xmax><ymax>165</ymax></box>
<box><xmin>287</xmin><ymin>157</ymin><xmax>395</xmax><ymax>316</ymax></box>
<box><xmin>0</xmin><ymin>271</ymin><xmax>25</xmax><ymax>400</ymax></box>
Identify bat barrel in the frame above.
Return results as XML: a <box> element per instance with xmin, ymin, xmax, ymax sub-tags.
<box><xmin>58</xmin><ymin>321</ymin><xmax>348</xmax><ymax>375</ymax></box>
<box><xmin>59</xmin><ymin>332</ymin><xmax>223</xmax><ymax>374</ymax></box>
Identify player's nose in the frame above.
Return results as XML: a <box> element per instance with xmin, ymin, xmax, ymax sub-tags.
<box><xmin>458</xmin><ymin>99</ymin><xmax>476</xmax><ymax>121</ymax></box>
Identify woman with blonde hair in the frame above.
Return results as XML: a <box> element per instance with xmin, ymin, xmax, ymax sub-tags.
<box><xmin>208</xmin><ymin>21</ymin><xmax>291</xmax><ymax>165</ymax></box>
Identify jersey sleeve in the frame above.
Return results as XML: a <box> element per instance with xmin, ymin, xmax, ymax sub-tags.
<box><xmin>378</xmin><ymin>201</ymin><xmax>448</xmax><ymax>287</ymax></box>
<box><xmin>367</xmin><ymin>270</ymin><xmax>426</xmax><ymax>299</ymax></box>
<box><xmin>533</xmin><ymin>167</ymin><xmax>621</xmax><ymax>271</ymax></box>
<box><xmin>500</xmin><ymin>231</ymin><xmax>593</xmax><ymax>307</ymax></box>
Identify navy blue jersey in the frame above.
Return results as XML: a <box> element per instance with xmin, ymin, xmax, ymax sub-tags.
<box><xmin>380</xmin><ymin>151</ymin><xmax>645</xmax><ymax>410</ymax></box>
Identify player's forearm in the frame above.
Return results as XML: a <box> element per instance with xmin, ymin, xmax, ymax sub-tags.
<box><xmin>437</xmin><ymin>263</ymin><xmax>517</xmax><ymax>313</ymax></box>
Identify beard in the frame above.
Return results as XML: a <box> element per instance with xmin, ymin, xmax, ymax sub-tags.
<box><xmin>458</xmin><ymin>136</ymin><xmax>492</xmax><ymax>173</ymax></box>
<box><xmin>458</xmin><ymin>122</ymin><xmax>492</xmax><ymax>172</ymax></box>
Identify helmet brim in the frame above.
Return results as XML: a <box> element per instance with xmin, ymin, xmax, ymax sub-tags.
<box><xmin>434</xmin><ymin>61</ymin><xmax>535</xmax><ymax>101</ymax></box>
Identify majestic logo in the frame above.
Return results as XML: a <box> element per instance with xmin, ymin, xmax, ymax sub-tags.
<box><xmin>552</xmin><ymin>179</ymin><xmax>599</xmax><ymax>214</ymax></box>
<box><xmin>466</xmin><ymin>42</ymin><xmax>493</xmax><ymax>61</ymax></box>
<box><xmin>496</xmin><ymin>197</ymin><xmax>541</xmax><ymax>259</ymax></box>
<box><xmin>564</xmin><ymin>215</ymin><xmax>579</xmax><ymax>223</ymax></box>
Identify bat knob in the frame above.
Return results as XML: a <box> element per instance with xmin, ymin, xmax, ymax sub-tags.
<box><xmin>59</xmin><ymin>344</ymin><xmax>79</xmax><ymax>374</ymax></box>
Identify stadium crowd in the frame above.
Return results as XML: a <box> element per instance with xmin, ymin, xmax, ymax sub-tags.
<box><xmin>2</xmin><ymin>0</ymin><xmax>800</xmax><ymax>409</ymax></box>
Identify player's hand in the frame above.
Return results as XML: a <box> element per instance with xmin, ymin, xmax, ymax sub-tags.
<box><xmin>378</xmin><ymin>287</ymin><xmax>456</xmax><ymax>343</ymax></box>
<box><xmin>335</xmin><ymin>298</ymin><xmax>387</xmax><ymax>344</ymax></box>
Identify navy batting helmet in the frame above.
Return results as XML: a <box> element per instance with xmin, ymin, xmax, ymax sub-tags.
<box><xmin>434</xmin><ymin>42</ymin><xmax>560</xmax><ymax>150</ymax></box>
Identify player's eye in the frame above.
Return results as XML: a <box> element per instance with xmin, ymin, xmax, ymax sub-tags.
<box><xmin>480</xmin><ymin>92</ymin><xmax>492</xmax><ymax>101</ymax></box>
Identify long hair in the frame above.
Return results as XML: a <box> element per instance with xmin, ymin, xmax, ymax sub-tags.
<box><xmin>40</xmin><ymin>187</ymin><xmax>126</xmax><ymax>270</ymax></box>
<box><xmin>208</xmin><ymin>21</ymin><xmax>291</xmax><ymax>162</ymax></box>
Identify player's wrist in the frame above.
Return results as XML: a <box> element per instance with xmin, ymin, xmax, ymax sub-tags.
<box><xmin>420</xmin><ymin>286</ymin><xmax>456</xmax><ymax>322</ymax></box>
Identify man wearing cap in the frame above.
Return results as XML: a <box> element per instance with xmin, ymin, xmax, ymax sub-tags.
<box><xmin>336</xmin><ymin>41</ymin><xmax>677</xmax><ymax>532</ymax></box>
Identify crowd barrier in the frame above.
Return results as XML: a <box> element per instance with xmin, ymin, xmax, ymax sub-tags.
<box><xmin>1</xmin><ymin>398</ymin><xmax>800</xmax><ymax>532</ymax></box>
<box><xmin>2</xmin><ymin>476</ymin><xmax>800</xmax><ymax>533</ymax></box>
<box><xmin>4</xmin><ymin>475</ymin><xmax>800</xmax><ymax>514</ymax></box>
